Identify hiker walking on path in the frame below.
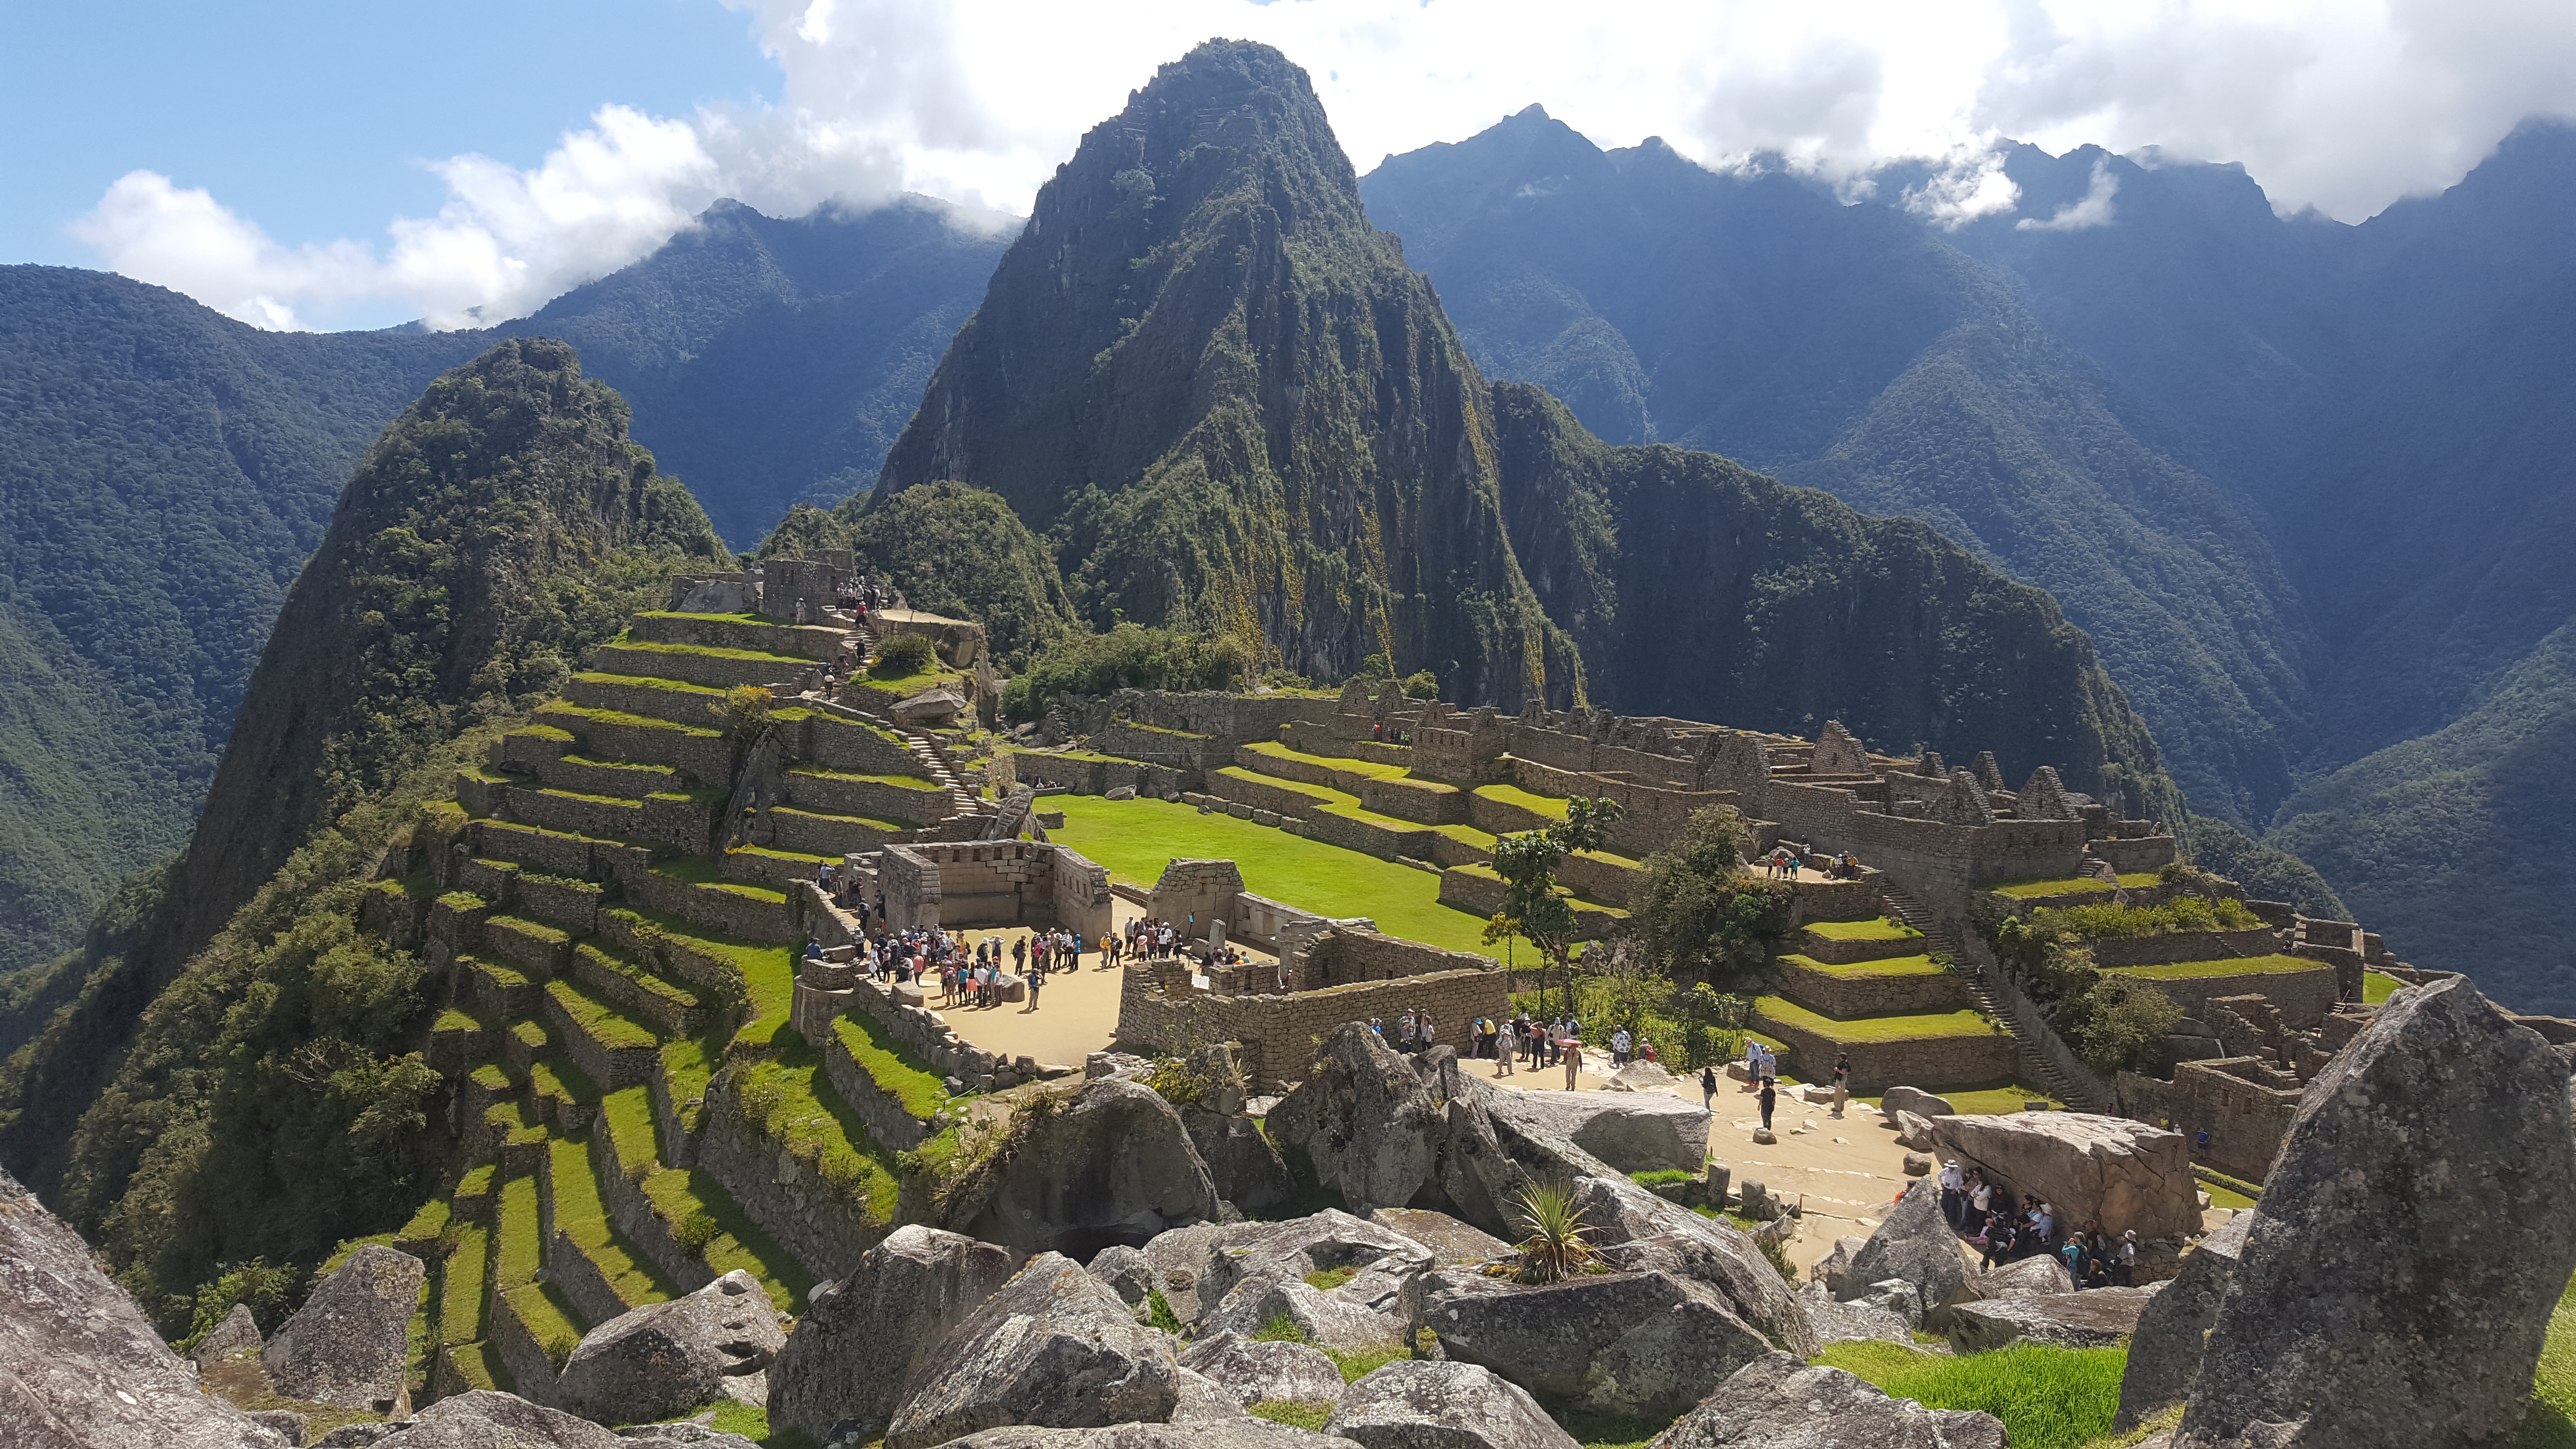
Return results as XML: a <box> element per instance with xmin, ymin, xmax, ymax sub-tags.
<box><xmin>1562</xmin><ymin>1037</ymin><xmax>1583</xmax><ymax>1089</ymax></box>
<box><xmin>1831</xmin><ymin>1053</ymin><xmax>1851</xmax><ymax>1118</ymax></box>
<box><xmin>1758</xmin><ymin>1077</ymin><xmax>1777</xmax><ymax>1133</ymax></box>
<box><xmin>1699</xmin><ymin>1063</ymin><xmax>1717</xmax><ymax>1111</ymax></box>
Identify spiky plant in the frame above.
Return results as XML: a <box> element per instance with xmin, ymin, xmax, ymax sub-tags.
<box><xmin>1512</xmin><ymin>1180</ymin><xmax>1595</xmax><ymax>1284</ymax></box>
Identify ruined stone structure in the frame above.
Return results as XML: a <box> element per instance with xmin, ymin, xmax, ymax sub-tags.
<box><xmin>869</xmin><ymin>839</ymin><xmax>1114</xmax><ymax>941</ymax></box>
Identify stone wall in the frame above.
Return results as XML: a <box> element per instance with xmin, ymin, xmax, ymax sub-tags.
<box><xmin>790</xmin><ymin>713</ymin><xmax>923</xmax><ymax>777</ymax></box>
<box><xmin>2088</xmin><ymin>929</ymin><xmax>2283</xmax><ymax>969</ymax></box>
<box><xmin>547</xmin><ymin>709</ymin><xmax>736</xmax><ymax>782</ymax></box>
<box><xmin>1434</xmin><ymin>866</ymin><xmax>1621</xmax><ymax>939</ymax></box>
<box><xmin>2087</xmin><ymin>835</ymin><xmax>2179</xmax><ymax>873</ymax></box>
<box><xmin>1113</xmin><ymin>964</ymin><xmax>1508</xmax><ymax>1088</ymax></box>
<box><xmin>1288</xmin><ymin>926</ymin><xmax>1500</xmax><ymax>992</ymax></box>
<box><xmin>628</xmin><ymin>611</ymin><xmax>846</xmax><ymax>661</ymax></box>
<box><xmin>1147</xmin><ymin>859</ymin><xmax>1248</xmax><ymax>935</ymax></box>
<box><xmin>2112</xmin><ymin>964</ymin><xmax>2342</xmax><ymax>1031</ymax></box>
<box><xmin>782</xmin><ymin>768</ymin><xmax>952</xmax><ymax>826</ymax></box>
<box><xmin>2115</xmin><ymin>1057</ymin><xmax>2302</xmax><ymax>1185</ymax></box>
<box><xmin>1751</xmin><ymin>1007</ymin><xmax>2024</xmax><ymax>1095</ymax></box>
<box><xmin>1768</xmin><ymin>959</ymin><xmax>1970</xmax><ymax>1018</ymax></box>
<box><xmin>593</xmin><ymin>643</ymin><xmax>812</xmax><ymax>690</ymax></box>
<box><xmin>761</xmin><ymin>558</ymin><xmax>838</xmax><ymax>626</ymax></box>
<box><xmin>695</xmin><ymin>1067</ymin><xmax>883</xmax><ymax>1284</ymax></box>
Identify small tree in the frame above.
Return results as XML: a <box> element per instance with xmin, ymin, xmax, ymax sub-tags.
<box><xmin>708</xmin><ymin>684</ymin><xmax>774</xmax><ymax>741</ymax></box>
<box><xmin>871</xmin><ymin>631</ymin><xmax>939</xmax><ymax>678</ymax></box>
<box><xmin>1483</xmin><ymin>796</ymin><xmax>1625</xmax><ymax>1016</ymax></box>
<box><xmin>1629</xmin><ymin>805</ymin><xmax>1787</xmax><ymax>985</ymax></box>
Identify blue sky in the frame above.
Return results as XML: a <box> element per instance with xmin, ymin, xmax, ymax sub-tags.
<box><xmin>11</xmin><ymin>0</ymin><xmax>2572</xmax><ymax>333</ymax></box>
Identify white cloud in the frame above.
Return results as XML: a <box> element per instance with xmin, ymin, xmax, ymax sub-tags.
<box><xmin>74</xmin><ymin>0</ymin><xmax>2576</xmax><ymax>330</ymax></box>
<box><xmin>2017</xmin><ymin>156</ymin><xmax>2120</xmax><ymax>230</ymax></box>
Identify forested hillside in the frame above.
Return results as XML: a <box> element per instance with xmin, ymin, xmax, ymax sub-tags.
<box><xmin>0</xmin><ymin>339</ymin><xmax>726</xmax><ymax>1319</ymax></box>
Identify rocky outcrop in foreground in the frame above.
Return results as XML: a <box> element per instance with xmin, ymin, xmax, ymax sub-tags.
<box><xmin>261</xmin><ymin>1244</ymin><xmax>424</xmax><ymax>1418</ymax></box>
<box><xmin>938</xmin><ymin>1078</ymin><xmax>1221</xmax><ymax>1257</ymax></box>
<box><xmin>1641</xmin><ymin>1352</ymin><xmax>2005</xmax><ymax>1448</ymax></box>
<box><xmin>770</xmin><ymin>1224</ymin><xmax>1017</xmax><ymax>1446</ymax></box>
<box><xmin>2175</xmin><ymin>977</ymin><xmax>2576</xmax><ymax>1448</ymax></box>
<box><xmin>553</xmin><ymin>1270</ymin><xmax>785</xmax><ymax>1425</ymax></box>
<box><xmin>1924</xmin><ymin>1111</ymin><xmax>2200</xmax><ymax>1240</ymax></box>
<box><xmin>0</xmin><ymin>1168</ymin><xmax>285</xmax><ymax>1449</ymax></box>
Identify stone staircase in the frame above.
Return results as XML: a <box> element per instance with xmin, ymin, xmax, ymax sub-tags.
<box><xmin>1878</xmin><ymin>882</ymin><xmax>2097</xmax><ymax>1111</ymax></box>
<box><xmin>899</xmin><ymin>726</ymin><xmax>982</xmax><ymax>816</ymax></box>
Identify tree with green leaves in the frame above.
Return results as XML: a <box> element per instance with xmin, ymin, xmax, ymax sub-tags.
<box><xmin>1483</xmin><ymin>796</ymin><xmax>1625</xmax><ymax>1015</ymax></box>
<box><xmin>1627</xmin><ymin>805</ymin><xmax>1790</xmax><ymax>986</ymax></box>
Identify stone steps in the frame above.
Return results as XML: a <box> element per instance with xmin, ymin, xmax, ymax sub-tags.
<box><xmin>889</xmin><ymin>722</ymin><xmax>981</xmax><ymax>816</ymax></box>
<box><xmin>1879</xmin><ymin>883</ymin><xmax>2097</xmax><ymax>1111</ymax></box>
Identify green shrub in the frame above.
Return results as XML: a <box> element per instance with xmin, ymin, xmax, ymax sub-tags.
<box><xmin>175</xmin><ymin>1258</ymin><xmax>301</xmax><ymax>1352</ymax></box>
<box><xmin>1001</xmin><ymin>624</ymin><xmax>1249</xmax><ymax>719</ymax></box>
<box><xmin>2051</xmin><ymin>976</ymin><xmax>2182</xmax><ymax>1076</ymax></box>
<box><xmin>871</xmin><ymin>632</ymin><xmax>939</xmax><ymax>677</ymax></box>
<box><xmin>1253</xmin><ymin>1312</ymin><xmax>1311</xmax><ymax>1344</ymax></box>
<box><xmin>1145</xmin><ymin>1288</ymin><xmax>1184</xmax><ymax>1334</ymax></box>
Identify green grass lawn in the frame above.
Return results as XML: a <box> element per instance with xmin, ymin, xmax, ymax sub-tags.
<box><xmin>2364</xmin><ymin>970</ymin><xmax>2405</xmax><ymax>1004</ymax></box>
<box><xmin>1755</xmin><ymin>996</ymin><xmax>1999</xmax><ymax>1042</ymax></box>
<box><xmin>2517</xmin><ymin>1272</ymin><xmax>2576</xmax><ymax>1447</ymax></box>
<box><xmin>1804</xmin><ymin>917</ymin><xmax>1925</xmax><ymax>941</ymax></box>
<box><xmin>1051</xmin><ymin>795</ymin><xmax>1491</xmax><ymax>953</ymax></box>
<box><xmin>2105</xmin><ymin>954</ymin><xmax>2324</xmax><ymax>980</ymax></box>
<box><xmin>1779</xmin><ymin>951</ymin><xmax>1948</xmax><ymax>978</ymax></box>
<box><xmin>1815</xmin><ymin>1341</ymin><xmax>2127</xmax><ymax>1449</ymax></box>
<box><xmin>1473</xmin><ymin>782</ymin><xmax>1571</xmax><ymax>821</ymax></box>
<box><xmin>1981</xmin><ymin>876</ymin><xmax>2123</xmax><ymax>899</ymax></box>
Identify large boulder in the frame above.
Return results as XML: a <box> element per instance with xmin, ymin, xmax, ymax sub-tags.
<box><xmin>2117</xmin><ymin>1211</ymin><xmax>2255</xmax><ymax>1431</ymax></box>
<box><xmin>1602</xmin><ymin>1061</ymin><xmax>1676</xmax><ymax>1094</ymax></box>
<box><xmin>360</xmin><ymin>1389</ymin><xmax>758</xmax><ymax>1448</ymax></box>
<box><xmin>1089</xmin><ymin>1245</ymin><xmax>1159</xmax><ymax>1307</ymax></box>
<box><xmin>1943</xmin><ymin>1283</ymin><xmax>2165</xmax><ymax>1353</ymax></box>
<box><xmin>1201</xmin><ymin>1275</ymin><xmax>1412</xmax><ymax>1355</ymax></box>
<box><xmin>1420</xmin><ymin>1266</ymin><xmax>1780</xmax><ymax>1420</ymax></box>
<box><xmin>931</xmin><ymin>1422</ymin><xmax>1362</xmax><ymax>1449</ymax></box>
<box><xmin>941</xmin><ymin>1078</ymin><xmax>1221</xmax><ymax>1258</ymax></box>
<box><xmin>1881</xmin><ymin>1086</ymin><xmax>1956</xmax><ymax>1122</ymax></box>
<box><xmin>1925</xmin><ymin>1112</ymin><xmax>2199</xmax><ymax>1239</ymax></box>
<box><xmin>1794</xmin><ymin>1282</ymin><xmax>1914</xmax><ymax>1346</ymax></box>
<box><xmin>883</xmin><ymin>1252</ymin><xmax>1181</xmax><ymax>1449</ymax></box>
<box><xmin>261</xmin><ymin>1244</ymin><xmax>425</xmax><ymax>1417</ymax></box>
<box><xmin>1322</xmin><ymin>1360</ymin><xmax>1578</xmax><ymax>1449</ymax></box>
<box><xmin>1643</xmin><ymin>1352</ymin><xmax>2006</xmax><ymax>1449</ymax></box>
<box><xmin>1893</xmin><ymin>1110</ymin><xmax>1937</xmax><ymax>1152</ymax></box>
<box><xmin>1807</xmin><ymin>1236</ymin><xmax>1868</xmax><ymax>1295</ymax></box>
<box><xmin>1138</xmin><ymin>1222</ymin><xmax>1288</xmax><ymax>1325</ymax></box>
<box><xmin>192</xmin><ymin>1304</ymin><xmax>265</xmax><ymax>1368</ymax></box>
<box><xmin>554</xmin><ymin>1270</ymin><xmax>785</xmax><ymax>1424</ymax></box>
<box><xmin>1267</xmin><ymin>1025</ymin><xmax>1450</xmax><ymax>1212</ymax></box>
<box><xmin>2176</xmin><ymin>977</ymin><xmax>2576</xmax><ymax>1448</ymax></box>
<box><xmin>1836</xmin><ymin>1178</ymin><xmax>1966</xmax><ymax>1319</ymax></box>
<box><xmin>1948</xmin><ymin>1253</ymin><xmax>2075</xmax><ymax>1305</ymax></box>
<box><xmin>1480</xmin><ymin>1090</ymin><xmax>1709</xmax><ymax>1174</ymax></box>
<box><xmin>0</xmin><ymin>1170</ymin><xmax>285</xmax><ymax>1449</ymax></box>
<box><xmin>768</xmin><ymin>1224</ymin><xmax>1016</xmax><ymax>1445</ymax></box>
<box><xmin>1564</xmin><ymin>1175</ymin><xmax>1815</xmax><ymax>1356</ymax></box>
<box><xmin>1363</xmin><ymin>1208</ymin><xmax>1511</xmax><ymax>1268</ymax></box>
<box><xmin>1178</xmin><ymin>1331</ymin><xmax>1349</xmax><ymax>1407</ymax></box>
<box><xmin>1183</xmin><ymin>1107</ymin><xmax>1298</xmax><ymax>1213</ymax></box>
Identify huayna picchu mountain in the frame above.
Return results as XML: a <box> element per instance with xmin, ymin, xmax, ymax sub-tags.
<box><xmin>867</xmin><ymin>39</ymin><xmax>2175</xmax><ymax>818</ymax></box>
<box><xmin>871</xmin><ymin>40</ymin><xmax>1580</xmax><ymax>707</ymax></box>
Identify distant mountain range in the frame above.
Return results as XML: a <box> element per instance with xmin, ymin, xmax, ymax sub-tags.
<box><xmin>1361</xmin><ymin>113</ymin><xmax>2576</xmax><ymax>1013</ymax></box>
<box><xmin>2</xmin><ymin>101</ymin><xmax>2567</xmax><ymax>1010</ymax></box>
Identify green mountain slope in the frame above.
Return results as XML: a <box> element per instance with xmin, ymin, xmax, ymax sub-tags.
<box><xmin>872</xmin><ymin>40</ymin><xmax>1578</xmax><ymax>705</ymax></box>
<box><xmin>1489</xmin><ymin>382</ymin><xmax>2180</xmax><ymax>822</ymax></box>
<box><xmin>0</xmin><ymin>338</ymin><xmax>725</xmax><ymax>1216</ymax></box>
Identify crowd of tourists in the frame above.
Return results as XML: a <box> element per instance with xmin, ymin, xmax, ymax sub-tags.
<box><xmin>1933</xmin><ymin>1159</ymin><xmax>2139</xmax><ymax>1288</ymax></box>
<box><xmin>1755</xmin><ymin>844</ymin><xmax>1865</xmax><ymax>880</ymax></box>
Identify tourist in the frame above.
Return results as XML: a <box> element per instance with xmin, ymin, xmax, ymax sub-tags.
<box><xmin>2114</xmin><ymin>1230</ymin><xmax>2137</xmax><ymax>1287</ymax></box>
<box><xmin>1968</xmin><ymin>1170</ymin><xmax>1993</xmax><ymax>1224</ymax></box>
<box><xmin>1699</xmin><ymin>1063</ymin><xmax>1717</xmax><ymax>1110</ymax></box>
<box><xmin>1938</xmin><ymin>1159</ymin><xmax>1965</xmax><ymax>1227</ymax></box>
<box><xmin>1978</xmin><ymin>1207</ymin><xmax>2010</xmax><ymax>1270</ymax></box>
<box><xmin>2061</xmin><ymin>1233</ymin><xmax>2088</xmax><ymax>1284</ymax></box>
<box><xmin>1496</xmin><ymin>1020</ymin><xmax>1516</xmax><ymax>1077</ymax></box>
<box><xmin>1562</xmin><ymin>1035</ymin><xmax>1583</xmax><ymax>1090</ymax></box>
<box><xmin>1831</xmin><ymin>1052</ymin><xmax>1851</xmax><ymax>1118</ymax></box>
<box><xmin>1418</xmin><ymin>1010</ymin><xmax>1436</xmax><ymax>1052</ymax></box>
<box><xmin>1025</xmin><ymin>960</ymin><xmax>1043</xmax><ymax>1013</ymax></box>
<box><xmin>1745</xmin><ymin>1037</ymin><xmax>1763</xmax><ymax>1082</ymax></box>
<box><xmin>1399</xmin><ymin>1011</ymin><xmax>1418</xmax><ymax>1052</ymax></box>
<box><xmin>2034</xmin><ymin>1200</ymin><xmax>2056</xmax><ymax>1246</ymax></box>
<box><xmin>1611</xmin><ymin>1027</ymin><xmax>1633</xmax><ymax>1067</ymax></box>
<box><xmin>1640</xmin><ymin>1038</ymin><xmax>1658</xmax><ymax>1065</ymax></box>
<box><xmin>1758</xmin><ymin>1077</ymin><xmax>1777</xmax><ymax>1133</ymax></box>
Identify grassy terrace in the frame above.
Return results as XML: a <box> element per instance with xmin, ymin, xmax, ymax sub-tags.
<box><xmin>788</xmin><ymin>764</ymin><xmax>945</xmax><ymax>791</ymax></box>
<box><xmin>1050</xmin><ymin>794</ymin><xmax>1491</xmax><ymax>954</ymax></box>
<box><xmin>537</xmin><ymin>701</ymin><xmax>723</xmax><ymax>738</ymax></box>
<box><xmin>1804</xmin><ymin>917</ymin><xmax>1923</xmax><ymax>941</ymax></box>
<box><xmin>735</xmin><ymin>1035</ymin><xmax>900</xmax><ymax>1224</ymax></box>
<box><xmin>2365</xmin><ymin>970</ymin><xmax>2404</xmax><ymax>1004</ymax></box>
<box><xmin>608</xmin><ymin>637</ymin><xmax>814</xmax><ymax>665</ymax></box>
<box><xmin>1473</xmin><ymin>782</ymin><xmax>1570</xmax><ymax>820</ymax></box>
<box><xmin>574</xmin><ymin>669</ymin><xmax>724</xmax><ymax>696</ymax></box>
<box><xmin>439</xmin><ymin>1221</ymin><xmax>491</xmax><ymax>1348</ymax></box>
<box><xmin>1778</xmin><ymin>951</ymin><xmax>1948</xmax><ymax>978</ymax></box>
<box><xmin>831</xmin><ymin>1012</ymin><xmax>950</xmax><ymax>1120</ymax></box>
<box><xmin>547</xmin><ymin>1136</ymin><xmax>674</xmax><ymax>1310</ymax></box>
<box><xmin>1240</xmin><ymin>739</ymin><xmax>1412</xmax><ymax>781</ymax></box>
<box><xmin>546</xmin><ymin>979</ymin><xmax>659</xmax><ymax>1049</ymax></box>
<box><xmin>2104</xmin><ymin>954</ymin><xmax>2323</xmax><ymax>980</ymax></box>
<box><xmin>1755</xmin><ymin>996</ymin><xmax>1998</xmax><ymax>1042</ymax></box>
<box><xmin>576</xmin><ymin>942</ymin><xmax>703</xmax><ymax>1016</ymax></box>
<box><xmin>638</xmin><ymin>1165</ymin><xmax>812</xmax><ymax>1314</ymax></box>
<box><xmin>1981</xmin><ymin>874</ymin><xmax>2159</xmax><ymax>898</ymax></box>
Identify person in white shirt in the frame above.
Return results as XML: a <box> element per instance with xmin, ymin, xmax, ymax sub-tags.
<box><xmin>1938</xmin><ymin>1159</ymin><xmax>1966</xmax><ymax>1228</ymax></box>
<box><xmin>1611</xmin><ymin>1028</ymin><xmax>1633</xmax><ymax>1066</ymax></box>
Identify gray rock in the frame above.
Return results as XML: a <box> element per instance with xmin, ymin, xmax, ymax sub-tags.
<box><xmin>0</xmin><ymin>1171</ymin><xmax>307</xmax><ymax>1449</ymax></box>
<box><xmin>263</xmin><ymin>1244</ymin><xmax>424</xmax><ymax>1417</ymax></box>
<box><xmin>1137</xmin><ymin>1221</ymin><xmax>1288</xmax><ymax>1325</ymax></box>
<box><xmin>1808</xmin><ymin>1236</ymin><xmax>1868</xmax><ymax>1294</ymax></box>
<box><xmin>940</xmin><ymin>1079</ymin><xmax>1221</xmax><ymax>1257</ymax></box>
<box><xmin>1852</xmin><ymin>1279</ymin><xmax>1925</xmax><ymax>1331</ymax></box>
<box><xmin>1881</xmin><ymin>1087</ymin><xmax>1956</xmax><ymax>1122</ymax></box>
<box><xmin>1089</xmin><ymin>1245</ymin><xmax>1159</xmax><ymax>1307</ymax></box>
<box><xmin>1481</xmin><ymin>1089</ymin><xmax>1709</xmax><ymax>1173</ymax></box>
<box><xmin>1177</xmin><ymin>1331</ymin><xmax>1348</xmax><ymax>1406</ymax></box>
<box><xmin>1420</xmin><ymin>1266</ymin><xmax>1779</xmax><ymax>1420</ymax></box>
<box><xmin>1945</xmin><ymin>1284</ymin><xmax>2165</xmax><ymax>1352</ymax></box>
<box><xmin>194</xmin><ymin>1304</ymin><xmax>265</xmax><ymax>1368</ymax></box>
<box><xmin>1201</xmin><ymin>1273</ymin><xmax>1411</xmax><ymax>1354</ymax></box>
<box><xmin>883</xmin><ymin>1252</ymin><xmax>1180</xmax><ymax>1449</ymax></box>
<box><xmin>2117</xmin><ymin>1212</ymin><xmax>2255</xmax><ymax>1430</ymax></box>
<box><xmin>1902</xmin><ymin>1152</ymin><xmax>1932</xmax><ymax>1176</ymax></box>
<box><xmin>1363</xmin><ymin>1208</ymin><xmax>1511</xmax><ymax>1268</ymax></box>
<box><xmin>2176</xmin><ymin>977</ymin><xmax>2576</xmax><ymax>1449</ymax></box>
<box><xmin>1602</xmin><ymin>1061</ymin><xmax>1676</xmax><ymax>1094</ymax></box>
<box><xmin>248</xmin><ymin>1411</ymin><xmax>309</xmax><ymax>1447</ymax></box>
<box><xmin>1642</xmin><ymin>1352</ymin><xmax>2006</xmax><ymax>1449</ymax></box>
<box><xmin>1736</xmin><ymin>1179</ymin><xmax>1777</xmax><ymax>1220</ymax></box>
<box><xmin>1894</xmin><ymin>1110</ymin><xmax>1937</xmax><ymax>1152</ymax></box>
<box><xmin>1836</xmin><ymin>1178</ymin><xmax>1965</xmax><ymax>1319</ymax></box>
<box><xmin>314</xmin><ymin>1427</ymin><xmax>402</xmax><ymax>1448</ymax></box>
<box><xmin>1321</xmin><ymin>1360</ymin><xmax>1578</xmax><ymax>1449</ymax></box>
<box><xmin>1173</xmin><ymin>1367</ymin><xmax>1256</xmax><ymax>1423</ymax></box>
<box><xmin>768</xmin><ymin>1224</ymin><xmax>1016</xmax><ymax>1446</ymax></box>
<box><xmin>1566</xmin><ymin>1175</ymin><xmax>1816</xmax><ymax>1358</ymax></box>
<box><xmin>1183</xmin><ymin>1107</ymin><xmax>1297</xmax><ymax>1213</ymax></box>
<box><xmin>1266</xmin><ymin>1025</ymin><xmax>1449</xmax><ymax>1212</ymax></box>
<box><xmin>363</xmin><ymin>1390</ymin><xmax>624</xmax><ymax>1448</ymax></box>
<box><xmin>931</xmin><ymin>1421</ymin><xmax>1361</xmax><ymax>1449</ymax></box>
<box><xmin>1925</xmin><ymin>1112</ymin><xmax>2199</xmax><ymax>1240</ymax></box>
<box><xmin>1794</xmin><ymin>1282</ymin><xmax>1914</xmax><ymax>1346</ymax></box>
<box><xmin>1951</xmin><ymin>1253</ymin><xmax>2074</xmax><ymax>1304</ymax></box>
<box><xmin>556</xmin><ymin>1270</ymin><xmax>785</xmax><ymax>1425</ymax></box>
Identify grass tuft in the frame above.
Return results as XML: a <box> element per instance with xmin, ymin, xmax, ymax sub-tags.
<box><xmin>1814</xmin><ymin>1340</ymin><xmax>2127</xmax><ymax>1449</ymax></box>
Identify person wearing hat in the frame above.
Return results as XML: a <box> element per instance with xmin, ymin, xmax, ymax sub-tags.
<box><xmin>2115</xmin><ymin>1230</ymin><xmax>2138</xmax><ymax>1287</ymax></box>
